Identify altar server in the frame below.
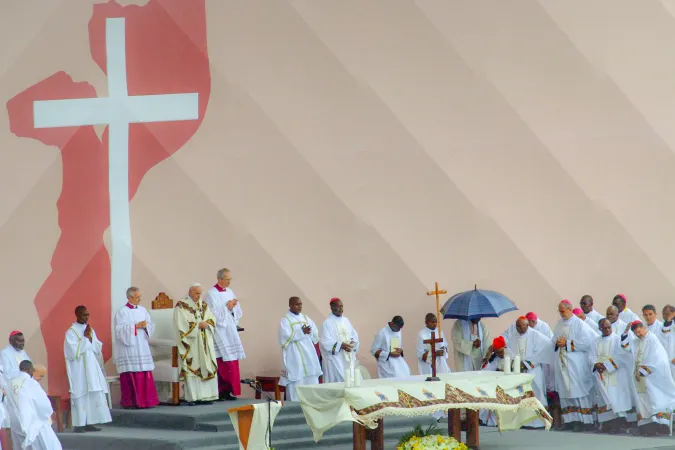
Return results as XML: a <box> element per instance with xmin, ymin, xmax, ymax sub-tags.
<box><xmin>417</xmin><ymin>313</ymin><xmax>451</xmax><ymax>375</ymax></box>
<box><xmin>6</xmin><ymin>360</ymin><xmax>62</xmax><ymax>449</ymax></box>
<box><xmin>113</xmin><ymin>287</ymin><xmax>159</xmax><ymax>409</ymax></box>
<box><xmin>1</xmin><ymin>331</ymin><xmax>30</xmax><ymax>382</ymax></box>
<box><xmin>371</xmin><ymin>316</ymin><xmax>411</xmax><ymax>378</ymax></box>
<box><xmin>580</xmin><ymin>295</ymin><xmax>604</xmax><ymax>325</ymax></box>
<box><xmin>64</xmin><ymin>306</ymin><xmax>111</xmax><ymax>431</ymax></box>
<box><xmin>505</xmin><ymin>317</ymin><xmax>552</xmax><ymax>428</ymax></box>
<box><xmin>613</xmin><ymin>295</ymin><xmax>641</xmax><ymax>325</ymax></box>
<box><xmin>553</xmin><ymin>300</ymin><xmax>596</xmax><ymax>430</ymax></box>
<box><xmin>204</xmin><ymin>268</ymin><xmax>246</xmax><ymax>400</ymax></box>
<box><xmin>606</xmin><ymin>306</ymin><xmax>628</xmax><ymax>336</ymax></box>
<box><xmin>175</xmin><ymin>283</ymin><xmax>219</xmax><ymax>405</ymax></box>
<box><xmin>621</xmin><ymin>321</ymin><xmax>675</xmax><ymax>436</ymax></box>
<box><xmin>278</xmin><ymin>297</ymin><xmax>322</xmax><ymax>400</ymax></box>
<box><xmin>589</xmin><ymin>319</ymin><xmax>635</xmax><ymax>433</ymax></box>
<box><xmin>320</xmin><ymin>298</ymin><xmax>360</xmax><ymax>383</ymax></box>
<box><xmin>574</xmin><ymin>308</ymin><xmax>601</xmax><ymax>335</ymax></box>
<box><xmin>451</xmin><ymin>318</ymin><xmax>490</xmax><ymax>371</ymax></box>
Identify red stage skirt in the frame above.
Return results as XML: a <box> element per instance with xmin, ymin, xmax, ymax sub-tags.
<box><xmin>120</xmin><ymin>371</ymin><xmax>159</xmax><ymax>408</ymax></box>
<box><xmin>216</xmin><ymin>358</ymin><xmax>241</xmax><ymax>396</ymax></box>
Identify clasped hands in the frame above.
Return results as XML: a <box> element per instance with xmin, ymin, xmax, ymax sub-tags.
<box><xmin>135</xmin><ymin>321</ymin><xmax>147</xmax><ymax>330</ymax></box>
<box><xmin>226</xmin><ymin>299</ymin><xmax>239</xmax><ymax>311</ymax></box>
<box><xmin>556</xmin><ymin>336</ymin><xmax>567</xmax><ymax>347</ymax></box>
<box><xmin>593</xmin><ymin>362</ymin><xmax>606</xmax><ymax>373</ymax></box>
<box><xmin>340</xmin><ymin>341</ymin><xmax>356</xmax><ymax>352</ymax></box>
<box><xmin>198</xmin><ymin>321</ymin><xmax>210</xmax><ymax>330</ymax></box>
<box><xmin>83</xmin><ymin>325</ymin><xmax>94</xmax><ymax>342</ymax></box>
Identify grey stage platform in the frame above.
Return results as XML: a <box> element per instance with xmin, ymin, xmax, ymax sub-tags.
<box><xmin>57</xmin><ymin>400</ymin><xmax>675</xmax><ymax>450</ymax></box>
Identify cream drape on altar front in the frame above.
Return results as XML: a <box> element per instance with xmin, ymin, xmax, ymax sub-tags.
<box><xmin>296</xmin><ymin>372</ymin><xmax>550</xmax><ymax>441</ymax></box>
<box><xmin>229</xmin><ymin>402</ymin><xmax>282</xmax><ymax>450</ymax></box>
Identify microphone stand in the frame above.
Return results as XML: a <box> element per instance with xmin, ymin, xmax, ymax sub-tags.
<box><xmin>242</xmin><ymin>380</ymin><xmax>279</xmax><ymax>449</ymax></box>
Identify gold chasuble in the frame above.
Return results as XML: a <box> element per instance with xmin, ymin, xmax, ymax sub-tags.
<box><xmin>174</xmin><ymin>296</ymin><xmax>219</xmax><ymax>401</ymax></box>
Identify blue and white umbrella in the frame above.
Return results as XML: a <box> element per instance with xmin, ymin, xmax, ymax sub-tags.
<box><xmin>440</xmin><ymin>286</ymin><xmax>517</xmax><ymax>320</ymax></box>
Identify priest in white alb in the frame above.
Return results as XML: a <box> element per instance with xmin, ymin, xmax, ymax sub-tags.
<box><xmin>505</xmin><ymin>316</ymin><xmax>552</xmax><ymax>428</ymax></box>
<box><xmin>579</xmin><ymin>295</ymin><xmax>604</xmax><ymax>325</ymax></box>
<box><xmin>6</xmin><ymin>360</ymin><xmax>62</xmax><ymax>450</ymax></box>
<box><xmin>589</xmin><ymin>318</ymin><xmax>635</xmax><ymax>434</ymax></box>
<box><xmin>417</xmin><ymin>313</ymin><xmax>451</xmax><ymax>376</ymax></box>
<box><xmin>621</xmin><ymin>321</ymin><xmax>675</xmax><ymax>436</ymax></box>
<box><xmin>278</xmin><ymin>296</ymin><xmax>322</xmax><ymax>400</ymax></box>
<box><xmin>204</xmin><ymin>268</ymin><xmax>246</xmax><ymax>401</ymax></box>
<box><xmin>451</xmin><ymin>318</ymin><xmax>490</xmax><ymax>372</ymax></box>
<box><xmin>113</xmin><ymin>287</ymin><xmax>159</xmax><ymax>409</ymax></box>
<box><xmin>320</xmin><ymin>298</ymin><xmax>360</xmax><ymax>383</ymax></box>
<box><xmin>174</xmin><ymin>283</ymin><xmax>219</xmax><ymax>405</ymax></box>
<box><xmin>606</xmin><ymin>306</ymin><xmax>628</xmax><ymax>336</ymax></box>
<box><xmin>64</xmin><ymin>305</ymin><xmax>111</xmax><ymax>432</ymax></box>
<box><xmin>552</xmin><ymin>300</ymin><xmax>596</xmax><ymax>430</ymax></box>
<box><xmin>642</xmin><ymin>305</ymin><xmax>663</xmax><ymax>338</ymax></box>
<box><xmin>660</xmin><ymin>305</ymin><xmax>675</xmax><ymax>379</ymax></box>
<box><xmin>526</xmin><ymin>311</ymin><xmax>556</xmax><ymax>393</ymax></box>
<box><xmin>371</xmin><ymin>316</ymin><xmax>411</xmax><ymax>378</ymax></box>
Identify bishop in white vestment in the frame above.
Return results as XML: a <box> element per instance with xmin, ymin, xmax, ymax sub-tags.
<box><xmin>621</xmin><ymin>321</ymin><xmax>675</xmax><ymax>435</ymax></box>
<box><xmin>278</xmin><ymin>297</ymin><xmax>322</xmax><ymax>400</ymax></box>
<box><xmin>553</xmin><ymin>300</ymin><xmax>596</xmax><ymax>429</ymax></box>
<box><xmin>175</xmin><ymin>284</ymin><xmax>219</xmax><ymax>404</ymax></box>
<box><xmin>589</xmin><ymin>319</ymin><xmax>635</xmax><ymax>433</ymax></box>
<box><xmin>613</xmin><ymin>295</ymin><xmax>641</xmax><ymax>325</ymax></box>
<box><xmin>479</xmin><ymin>336</ymin><xmax>507</xmax><ymax>426</ymax></box>
<box><xmin>451</xmin><ymin>319</ymin><xmax>490</xmax><ymax>372</ymax></box>
<box><xmin>505</xmin><ymin>317</ymin><xmax>552</xmax><ymax>428</ymax></box>
<box><xmin>371</xmin><ymin>316</ymin><xmax>411</xmax><ymax>379</ymax></box>
<box><xmin>113</xmin><ymin>287</ymin><xmax>159</xmax><ymax>409</ymax></box>
<box><xmin>6</xmin><ymin>361</ymin><xmax>62</xmax><ymax>450</ymax></box>
<box><xmin>573</xmin><ymin>308</ymin><xmax>601</xmax><ymax>336</ymax></box>
<box><xmin>204</xmin><ymin>268</ymin><xmax>246</xmax><ymax>400</ymax></box>
<box><xmin>417</xmin><ymin>313</ymin><xmax>450</xmax><ymax>375</ymax></box>
<box><xmin>526</xmin><ymin>312</ymin><xmax>556</xmax><ymax>393</ymax></box>
<box><xmin>320</xmin><ymin>298</ymin><xmax>360</xmax><ymax>383</ymax></box>
<box><xmin>64</xmin><ymin>306</ymin><xmax>112</xmax><ymax>431</ymax></box>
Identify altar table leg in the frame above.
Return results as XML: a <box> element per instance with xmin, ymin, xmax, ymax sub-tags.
<box><xmin>353</xmin><ymin>422</ymin><xmax>366</xmax><ymax>450</ymax></box>
<box><xmin>465</xmin><ymin>410</ymin><xmax>480</xmax><ymax>449</ymax></box>
<box><xmin>448</xmin><ymin>409</ymin><xmax>462</xmax><ymax>442</ymax></box>
<box><xmin>353</xmin><ymin>419</ymin><xmax>384</xmax><ymax>450</ymax></box>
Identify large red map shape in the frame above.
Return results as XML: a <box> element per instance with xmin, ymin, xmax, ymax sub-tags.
<box><xmin>6</xmin><ymin>0</ymin><xmax>211</xmax><ymax>397</ymax></box>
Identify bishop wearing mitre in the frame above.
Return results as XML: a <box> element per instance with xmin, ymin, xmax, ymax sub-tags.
<box><xmin>278</xmin><ymin>296</ymin><xmax>322</xmax><ymax>400</ymax></box>
<box><xmin>174</xmin><ymin>283</ymin><xmax>219</xmax><ymax>405</ymax></box>
<box><xmin>64</xmin><ymin>305</ymin><xmax>112</xmax><ymax>432</ymax></box>
<box><xmin>320</xmin><ymin>298</ymin><xmax>360</xmax><ymax>383</ymax></box>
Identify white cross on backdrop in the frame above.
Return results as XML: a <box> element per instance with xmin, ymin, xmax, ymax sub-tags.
<box><xmin>33</xmin><ymin>17</ymin><xmax>199</xmax><ymax>324</ymax></box>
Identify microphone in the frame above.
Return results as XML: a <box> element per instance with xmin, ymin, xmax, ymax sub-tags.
<box><xmin>240</xmin><ymin>378</ymin><xmax>255</xmax><ymax>385</ymax></box>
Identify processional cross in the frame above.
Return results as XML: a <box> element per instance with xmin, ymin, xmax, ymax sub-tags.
<box><xmin>425</xmin><ymin>282</ymin><xmax>447</xmax><ymax>380</ymax></box>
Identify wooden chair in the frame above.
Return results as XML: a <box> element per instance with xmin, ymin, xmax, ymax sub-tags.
<box><xmin>254</xmin><ymin>376</ymin><xmax>285</xmax><ymax>401</ymax></box>
<box><xmin>48</xmin><ymin>395</ymin><xmax>72</xmax><ymax>432</ymax></box>
<box><xmin>149</xmin><ymin>293</ymin><xmax>180</xmax><ymax>405</ymax></box>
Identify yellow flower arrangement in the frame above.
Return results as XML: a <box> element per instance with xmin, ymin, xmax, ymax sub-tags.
<box><xmin>396</xmin><ymin>434</ymin><xmax>468</xmax><ymax>450</ymax></box>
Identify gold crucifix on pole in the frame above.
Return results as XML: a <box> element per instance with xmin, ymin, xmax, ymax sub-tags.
<box><xmin>427</xmin><ymin>281</ymin><xmax>447</xmax><ymax>333</ymax></box>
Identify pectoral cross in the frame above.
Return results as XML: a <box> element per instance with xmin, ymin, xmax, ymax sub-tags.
<box><xmin>426</xmin><ymin>282</ymin><xmax>448</xmax><ymax>338</ymax></box>
<box><xmin>423</xmin><ymin>330</ymin><xmax>445</xmax><ymax>380</ymax></box>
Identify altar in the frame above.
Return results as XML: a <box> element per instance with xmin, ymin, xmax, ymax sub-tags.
<box><xmin>296</xmin><ymin>372</ymin><xmax>551</xmax><ymax>449</ymax></box>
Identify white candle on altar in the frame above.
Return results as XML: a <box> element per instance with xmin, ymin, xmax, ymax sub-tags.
<box><xmin>503</xmin><ymin>355</ymin><xmax>511</xmax><ymax>374</ymax></box>
<box><xmin>513</xmin><ymin>355</ymin><xmax>521</xmax><ymax>374</ymax></box>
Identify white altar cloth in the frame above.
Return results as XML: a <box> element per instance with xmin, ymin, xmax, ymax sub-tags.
<box><xmin>296</xmin><ymin>372</ymin><xmax>550</xmax><ymax>441</ymax></box>
<box><xmin>229</xmin><ymin>402</ymin><xmax>282</xmax><ymax>450</ymax></box>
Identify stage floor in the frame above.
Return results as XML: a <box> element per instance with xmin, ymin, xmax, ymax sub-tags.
<box><xmin>57</xmin><ymin>399</ymin><xmax>675</xmax><ymax>450</ymax></box>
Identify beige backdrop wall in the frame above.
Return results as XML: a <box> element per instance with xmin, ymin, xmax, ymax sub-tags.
<box><xmin>1</xmin><ymin>0</ymin><xmax>675</xmax><ymax>397</ymax></box>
